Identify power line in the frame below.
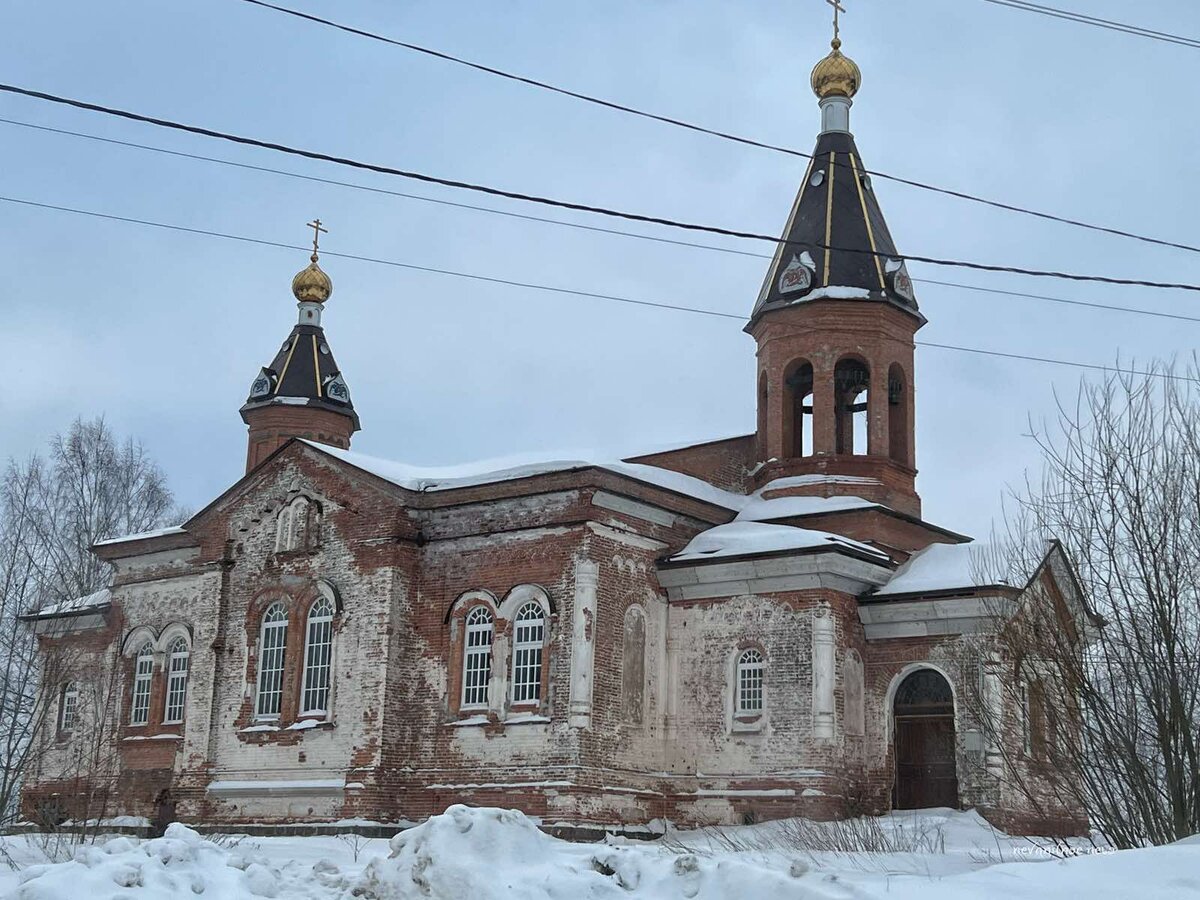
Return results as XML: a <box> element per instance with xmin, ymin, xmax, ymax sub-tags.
<box><xmin>3</xmin><ymin>193</ymin><xmax>1194</xmax><ymax>385</ymax></box>
<box><xmin>6</xmin><ymin>116</ymin><xmax>1199</xmax><ymax>328</ymax></box>
<box><xmin>3</xmin><ymin>82</ymin><xmax>1200</xmax><ymax>294</ymax></box>
<box><xmin>982</xmin><ymin>0</ymin><xmax>1200</xmax><ymax>49</ymax></box>
<box><xmin>231</xmin><ymin>0</ymin><xmax>1200</xmax><ymax>256</ymax></box>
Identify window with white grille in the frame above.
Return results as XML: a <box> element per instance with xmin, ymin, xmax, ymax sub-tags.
<box><xmin>510</xmin><ymin>603</ymin><xmax>545</xmax><ymax>704</ymax></box>
<box><xmin>300</xmin><ymin>595</ymin><xmax>334</xmax><ymax>716</ymax></box>
<box><xmin>736</xmin><ymin>648</ymin><xmax>765</xmax><ymax>715</ymax></box>
<box><xmin>461</xmin><ymin>606</ymin><xmax>494</xmax><ymax>708</ymax></box>
<box><xmin>58</xmin><ymin>683</ymin><xmax>78</xmax><ymax>734</ymax></box>
<box><xmin>130</xmin><ymin>643</ymin><xmax>154</xmax><ymax>725</ymax></box>
<box><xmin>163</xmin><ymin>637</ymin><xmax>190</xmax><ymax>725</ymax></box>
<box><xmin>255</xmin><ymin>603</ymin><xmax>289</xmax><ymax>719</ymax></box>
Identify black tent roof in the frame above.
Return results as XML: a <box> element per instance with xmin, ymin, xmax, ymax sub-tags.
<box><xmin>748</xmin><ymin>130</ymin><xmax>923</xmax><ymax>328</ymax></box>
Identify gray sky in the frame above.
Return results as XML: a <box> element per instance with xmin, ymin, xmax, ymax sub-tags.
<box><xmin>4</xmin><ymin>0</ymin><xmax>1197</xmax><ymax>539</ymax></box>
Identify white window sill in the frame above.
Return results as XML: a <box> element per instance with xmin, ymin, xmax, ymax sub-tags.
<box><xmin>445</xmin><ymin>714</ymin><xmax>490</xmax><ymax>728</ymax></box>
<box><xmin>504</xmin><ymin>712</ymin><xmax>551</xmax><ymax>725</ymax></box>
<box><xmin>731</xmin><ymin>717</ymin><xmax>765</xmax><ymax>734</ymax></box>
<box><xmin>122</xmin><ymin>733</ymin><xmax>182</xmax><ymax>741</ymax></box>
<box><xmin>240</xmin><ymin>724</ymin><xmax>280</xmax><ymax>733</ymax></box>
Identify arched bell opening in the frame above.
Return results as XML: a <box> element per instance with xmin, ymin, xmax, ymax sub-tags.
<box><xmin>757</xmin><ymin>370</ymin><xmax>769</xmax><ymax>459</ymax></box>
<box><xmin>783</xmin><ymin>360</ymin><xmax>814</xmax><ymax>458</ymax></box>
<box><xmin>888</xmin><ymin>363</ymin><xmax>910</xmax><ymax>466</ymax></box>
<box><xmin>891</xmin><ymin>667</ymin><xmax>959</xmax><ymax>810</ymax></box>
<box><xmin>834</xmin><ymin>357</ymin><xmax>870</xmax><ymax>455</ymax></box>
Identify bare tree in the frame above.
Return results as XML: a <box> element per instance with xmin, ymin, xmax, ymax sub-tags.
<box><xmin>965</xmin><ymin>362</ymin><xmax>1200</xmax><ymax>848</ymax></box>
<box><xmin>0</xmin><ymin>417</ymin><xmax>179</xmax><ymax>832</ymax></box>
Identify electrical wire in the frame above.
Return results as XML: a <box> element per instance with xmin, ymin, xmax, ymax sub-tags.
<box><xmin>231</xmin><ymin>0</ymin><xmax>1200</xmax><ymax>256</ymax></box>
<box><xmin>3</xmin><ymin>193</ymin><xmax>1194</xmax><ymax>385</ymax></box>
<box><xmin>6</xmin><ymin>116</ymin><xmax>1199</xmax><ymax>327</ymax></box>
<box><xmin>2</xmin><ymin>82</ymin><xmax>1199</xmax><ymax>293</ymax></box>
<box><xmin>982</xmin><ymin>0</ymin><xmax>1200</xmax><ymax>50</ymax></box>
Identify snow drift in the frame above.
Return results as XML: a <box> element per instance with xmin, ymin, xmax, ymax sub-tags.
<box><xmin>9</xmin><ymin>806</ymin><xmax>1200</xmax><ymax>899</ymax></box>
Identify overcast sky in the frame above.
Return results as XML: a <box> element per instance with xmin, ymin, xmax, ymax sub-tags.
<box><xmin>4</xmin><ymin>0</ymin><xmax>1197</xmax><ymax>539</ymax></box>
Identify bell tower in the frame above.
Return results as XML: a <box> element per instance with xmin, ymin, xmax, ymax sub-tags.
<box><xmin>240</xmin><ymin>220</ymin><xmax>360</xmax><ymax>472</ymax></box>
<box><xmin>748</xmin><ymin>21</ymin><xmax>925</xmax><ymax>517</ymax></box>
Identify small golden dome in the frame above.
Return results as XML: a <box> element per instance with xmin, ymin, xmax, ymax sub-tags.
<box><xmin>292</xmin><ymin>253</ymin><xmax>333</xmax><ymax>304</ymax></box>
<box><xmin>810</xmin><ymin>38</ymin><xmax>861</xmax><ymax>100</ymax></box>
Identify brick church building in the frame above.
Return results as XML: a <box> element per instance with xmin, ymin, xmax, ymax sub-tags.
<box><xmin>24</xmin><ymin>33</ymin><xmax>1094</xmax><ymax>835</ymax></box>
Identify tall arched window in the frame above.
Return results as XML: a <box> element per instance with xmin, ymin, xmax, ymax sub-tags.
<box><xmin>511</xmin><ymin>602</ymin><xmax>545</xmax><ymax>705</ymax></box>
<box><xmin>300</xmin><ymin>595</ymin><xmax>334</xmax><ymax>716</ymax></box>
<box><xmin>58</xmin><ymin>682</ymin><xmax>78</xmax><ymax>735</ymax></box>
<box><xmin>255</xmin><ymin>603</ymin><xmax>289</xmax><ymax>720</ymax></box>
<box><xmin>786</xmin><ymin>362</ymin><xmax>815</xmax><ymax>458</ymax></box>
<box><xmin>130</xmin><ymin>642</ymin><xmax>154</xmax><ymax>726</ymax></box>
<box><xmin>888</xmin><ymin>363</ymin><xmax>908</xmax><ymax>465</ymax></box>
<box><xmin>736</xmin><ymin>648</ymin><xmax>765</xmax><ymax>715</ymax></box>
<box><xmin>461</xmin><ymin>606</ymin><xmax>494</xmax><ymax>709</ymax></box>
<box><xmin>162</xmin><ymin>637</ymin><xmax>190</xmax><ymax>725</ymax></box>
<box><xmin>834</xmin><ymin>358</ymin><xmax>871</xmax><ymax>455</ymax></box>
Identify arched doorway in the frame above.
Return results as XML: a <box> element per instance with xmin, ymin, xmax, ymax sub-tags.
<box><xmin>892</xmin><ymin>668</ymin><xmax>959</xmax><ymax>809</ymax></box>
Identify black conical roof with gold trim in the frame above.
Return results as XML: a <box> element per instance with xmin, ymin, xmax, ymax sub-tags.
<box><xmin>239</xmin><ymin>323</ymin><xmax>361</xmax><ymax>430</ymax></box>
<box><xmin>748</xmin><ymin>130</ymin><xmax>922</xmax><ymax>327</ymax></box>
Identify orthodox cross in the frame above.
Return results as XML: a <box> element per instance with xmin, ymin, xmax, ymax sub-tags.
<box><xmin>307</xmin><ymin>218</ymin><xmax>328</xmax><ymax>259</ymax></box>
<box><xmin>827</xmin><ymin>0</ymin><xmax>846</xmax><ymax>42</ymax></box>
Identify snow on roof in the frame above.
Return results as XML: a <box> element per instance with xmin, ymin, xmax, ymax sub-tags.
<box><xmin>305</xmin><ymin>442</ymin><xmax>747</xmax><ymax>511</ymax></box>
<box><xmin>668</xmin><ymin>522</ymin><xmax>888</xmax><ymax>563</ymax></box>
<box><xmin>790</xmin><ymin>285</ymin><xmax>872</xmax><ymax>303</ymax></box>
<box><xmin>93</xmin><ymin>525</ymin><xmax>187</xmax><ymax>547</ymax></box>
<box><xmin>31</xmin><ymin>587</ymin><xmax>111</xmax><ymax>619</ymax></box>
<box><xmin>874</xmin><ymin>542</ymin><xmax>994</xmax><ymax>596</ymax></box>
<box><xmin>737</xmin><ymin>494</ymin><xmax>875</xmax><ymax>522</ymax></box>
<box><xmin>733</xmin><ymin>475</ymin><xmax>879</xmax><ymax>522</ymax></box>
<box><xmin>761</xmin><ymin>474</ymin><xmax>883</xmax><ymax>489</ymax></box>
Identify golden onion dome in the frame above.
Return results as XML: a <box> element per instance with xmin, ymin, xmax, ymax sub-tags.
<box><xmin>291</xmin><ymin>253</ymin><xmax>333</xmax><ymax>304</ymax></box>
<box><xmin>810</xmin><ymin>38</ymin><xmax>861</xmax><ymax>100</ymax></box>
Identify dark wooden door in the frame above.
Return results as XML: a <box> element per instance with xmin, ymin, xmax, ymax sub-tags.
<box><xmin>894</xmin><ymin>716</ymin><xmax>959</xmax><ymax>809</ymax></box>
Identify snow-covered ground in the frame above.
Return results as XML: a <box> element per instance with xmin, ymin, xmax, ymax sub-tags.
<box><xmin>3</xmin><ymin>805</ymin><xmax>1199</xmax><ymax>899</ymax></box>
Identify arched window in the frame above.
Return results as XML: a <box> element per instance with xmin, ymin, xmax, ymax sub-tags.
<box><xmin>130</xmin><ymin>642</ymin><xmax>154</xmax><ymax>726</ymax></box>
<box><xmin>785</xmin><ymin>362</ymin><xmax>814</xmax><ymax>458</ymax></box>
<box><xmin>834</xmin><ymin>358</ymin><xmax>870</xmax><ymax>455</ymax></box>
<box><xmin>255</xmin><ymin>602</ymin><xmax>289</xmax><ymax>720</ymax></box>
<box><xmin>736</xmin><ymin>648</ymin><xmax>765</xmax><ymax>715</ymax></box>
<box><xmin>510</xmin><ymin>602</ymin><xmax>545</xmax><ymax>705</ymax></box>
<box><xmin>162</xmin><ymin>637</ymin><xmax>190</xmax><ymax>725</ymax></box>
<box><xmin>301</xmin><ymin>595</ymin><xmax>334</xmax><ymax>716</ymax></box>
<box><xmin>888</xmin><ymin>363</ymin><xmax>908</xmax><ymax>465</ymax></box>
<box><xmin>461</xmin><ymin>606</ymin><xmax>494</xmax><ymax>708</ymax></box>
<box><xmin>58</xmin><ymin>682</ymin><xmax>78</xmax><ymax>735</ymax></box>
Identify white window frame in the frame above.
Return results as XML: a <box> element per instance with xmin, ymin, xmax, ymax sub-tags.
<box><xmin>130</xmin><ymin>643</ymin><xmax>154</xmax><ymax>726</ymax></box>
<box><xmin>510</xmin><ymin>602</ymin><xmax>545</xmax><ymax>705</ymax></box>
<box><xmin>162</xmin><ymin>637</ymin><xmax>190</xmax><ymax>726</ymax></box>
<box><xmin>735</xmin><ymin>648</ymin><xmax>765</xmax><ymax>716</ymax></box>
<box><xmin>299</xmin><ymin>595</ymin><xmax>335</xmax><ymax>718</ymax></box>
<box><xmin>255</xmin><ymin>603</ymin><xmax>289</xmax><ymax>720</ymax></box>
<box><xmin>461</xmin><ymin>606</ymin><xmax>494</xmax><ymax>709</ymax></box>
<box><xmin>58</xmin><ymin>682</ymin><xmax>78</xmax><ymax>734</ymax></box>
